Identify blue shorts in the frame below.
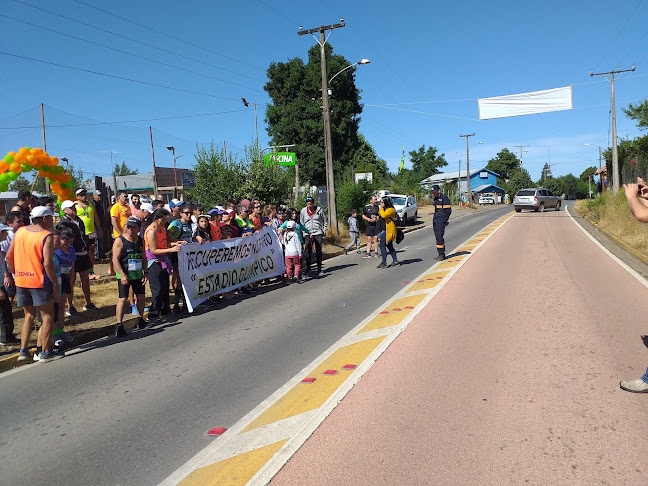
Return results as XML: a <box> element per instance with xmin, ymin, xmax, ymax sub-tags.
<box><xmin>16</xmin><ymin>284</ymin><xmax>53</xmax><ymax>308</ymax></box>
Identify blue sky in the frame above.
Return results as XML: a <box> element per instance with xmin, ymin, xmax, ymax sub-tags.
<box><xmin>1</xmin><ymin>0</ymin><xmax>647</xmax><ymax>183</ymax></box>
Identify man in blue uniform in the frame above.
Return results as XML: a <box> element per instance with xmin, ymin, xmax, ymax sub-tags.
<box><xmin>432</xmin><ymin>184</ymin><xmax>452</xmax><ymax>261</ymax></box>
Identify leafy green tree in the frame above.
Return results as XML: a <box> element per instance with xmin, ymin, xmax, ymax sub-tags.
<box><xmin>9</xmin><ymin>175</ymin><xmax>31</xmax><ymax>192</ymax></box>
<box><xmin>623</xmin><ymin>99</ymin><xmax>648</xmax><ymax>130</ymax></box>
<box><xmin>408</xmin><ymin>145</ymin><xmax>447</xmax><ymax>181</ymax></box>
<box><xmin>506</xmin><ymin>168</ymin><xmax>534</xmax><ymax>197</ymax></box>
<box><xmin>349</xmin><ymin>134</ymin><xmax>388</xmax><ymax>184</ymax></box>
<box><xmin>485</xmin><ymin>148</ymin><xmax>520</xmax><ymax>181</ymax></box>
<box><xmin>241</xmin><ymin>146</ymin><xmax>293</xmax><ymax>205</ymax></box>
<box><xmin>114</xmin><ymin>161</ymin><xmax>139</xmax><ymax>176</ymax></box>
<box><xmin>264</xmin><ymin>44</ymin><xmax>363</xmax><ymax>186</ymax></box>
<box><xmin>337</xmin><ymin>178</ymin><xmax>374</xmax><ymax>230</ymax></box>
<box><xmin>580</xmin><ymin>166</ymin><xmax>597</xmax><ymax>182</ymax></box>
<box><xmin>186</xmin><ymin>143</ymin><xmax>247</xmax><ymax>207</ymax></box>
<box><xmin>390</xmin><ymin>169</ymin><xmax>421</xmax><ymax>195</ymax></box>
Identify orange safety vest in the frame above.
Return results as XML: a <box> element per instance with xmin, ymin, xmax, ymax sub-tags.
<box><xmin>13</xmin><ymin>226</ymin><xmax>51</xmax><ymax>288</ymax></box>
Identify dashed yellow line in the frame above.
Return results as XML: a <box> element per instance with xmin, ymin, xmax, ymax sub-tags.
<box><xmin>357</xmin><ymin>295</ymin><xmax>427</xmax><ymax>334</ymax></box>
<box><xmin>241</xmin><ymin>337</ymin><xmax>385</xmax><ymax>433</ymax></box>
<box><xmin>178</xmin><ymin>440</ymin><xmax>288</xmax><ymax>486</ymax></box>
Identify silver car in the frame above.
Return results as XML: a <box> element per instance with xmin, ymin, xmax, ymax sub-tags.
<box><xmin>513</xmin><ymin>188</ymin><xmax>561</xmax><ymax>212</ymax></box>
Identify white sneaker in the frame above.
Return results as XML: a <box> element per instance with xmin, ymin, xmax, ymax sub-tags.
<box><xmin>52</xmin><ymin>337</ymin><xmax>64</xmax><ymax>348</ymax></box>
<box><xmin>620</xmin><ymin>378</ymin><xmax>648</xmax><ymax>393</ymax></box>
<box><xmin>33</xmin><ymin>352</ymin><xmax>41</xmax><ymax>362</ymax></box>
<box><xmin>64</xmin><ymin>310</ymin><xmax>72</xmax><ymax>317</ymax></box>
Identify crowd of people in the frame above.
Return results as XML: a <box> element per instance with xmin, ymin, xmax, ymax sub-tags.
<box><xmin>0</xmin><ymin>186</ymin><xmax>412</xmax><ymax>363</ymax></box>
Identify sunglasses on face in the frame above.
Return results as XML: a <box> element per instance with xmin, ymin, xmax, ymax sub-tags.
<box><xmin>182</xmin><ymin>211</ymin><xmax>191</xmax><ymax>215</ymax></box>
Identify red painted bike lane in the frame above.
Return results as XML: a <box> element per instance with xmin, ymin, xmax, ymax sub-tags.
<box><xmin>271</xmin><ymin>210</ymin><xmax>648</xmax><ymax>485</ymax></box>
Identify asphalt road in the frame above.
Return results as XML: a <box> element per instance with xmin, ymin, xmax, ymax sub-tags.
<box><xmin>0</xmin><ymin>205</ymin><xmax>511</xmax><ymax>486</ymax></box>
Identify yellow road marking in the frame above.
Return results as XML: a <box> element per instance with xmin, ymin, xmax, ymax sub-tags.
<box><xmin>357</xmin><ymin>295</ymin><xmax>427</xmax><ymax>334</ymax></box>
<box><xmin>178</xmin><ymin>439</ymin><xmax>288</xmax><ymax>486</ymax></box>
<box><xmin>407</xmin><ymin>273</ymin><xmax>447</xmax><ymax>292</ymax></box>
<box><xmin>241</xmin><ymin>338</ymin><xmax>385</xmax><ymax>433</ymax></box>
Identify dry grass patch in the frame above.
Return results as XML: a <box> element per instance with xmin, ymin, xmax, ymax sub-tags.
<box><xmin>576</xmin><ymin>192</ymin><xmax>648</xmax><ymax>257</ymax></box>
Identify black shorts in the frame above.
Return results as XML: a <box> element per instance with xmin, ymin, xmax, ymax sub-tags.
<box><xmin>76</xmin><ymin>254</ymin><xmax>93</xmax><ymax>272</ymax></box>
<box><xmin>61</xmin><ymin>274</ymin><xmax>72</xmax><ymax>295</ymax></box>
<box><xmin>366</xmin><ymin>225</ymin><xmax>378</xmax><ymax>237</ymax></box>
<box><xmin>118</xmin><ymin>279</ymin><xmax>145</xmax><ymax>298</ymax></box>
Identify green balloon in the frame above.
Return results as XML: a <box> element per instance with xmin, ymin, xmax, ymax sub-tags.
<box><xmin>40</xmin><ymin>165</ymin><xmax>49</xmax><ymax>172</ymax></box>
<box><xmin>20</xmin><ymin>164</ymin><xmax>31</xmax><ymax>171</ymax></box>
<box><xmin>0</xmin><ymin>174</ymin><xmax>9</xmax><ymax>184</ymax></box>
<box><xmin>0</xmin><ymin>183</ymin><xmax>8</xmax><ymax>193</ymax></box>
<box><xmin>3</xmin><ymin>155</ymin><xmax>14</xmax><ymax>164</ymax></box>
<box><xmin>8</xmin><ymin>171</ymin><xmax>18</xmax><ymax>181</ymax></box>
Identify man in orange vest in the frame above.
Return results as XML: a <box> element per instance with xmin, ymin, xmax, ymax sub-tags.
<box><xmin>6</xmin><ymin>206</ymin><xmax>61</xmax><ymax>363</ymax></box>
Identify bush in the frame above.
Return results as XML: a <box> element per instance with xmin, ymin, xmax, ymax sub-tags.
<box><xmin>336</xmin><ymin>178</ymin><xmax>374</xmax><ymax>230</ymax></box>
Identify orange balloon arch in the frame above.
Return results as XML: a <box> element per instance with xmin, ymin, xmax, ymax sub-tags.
<box><xmin>1</xmin><ymin>147</ymin><xmax>74</xmax><ymax>202</ymax></box>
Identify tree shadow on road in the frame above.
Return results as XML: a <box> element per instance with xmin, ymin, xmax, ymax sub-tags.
<box><xmin>642</xmin><ymin>335</ymin><xmax>648</xmax><ymax>349</ymax></box>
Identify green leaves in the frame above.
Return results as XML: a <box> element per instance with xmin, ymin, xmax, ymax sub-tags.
<box><xmin>408</xmin><ymin>145</ymin><xmax>447</xmax><ymax>181</ymax></box>
<box><xmin>485</xmin><ymin>148</ymin><xmax>520</xmax><ymax>182</ymax></box>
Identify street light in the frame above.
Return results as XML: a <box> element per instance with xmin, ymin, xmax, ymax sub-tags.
<box><xmin>166</xmin><ymin>146</ymin><xmax>178</xmax><ymax>198</ymax></box>
<box><xmin>585</xmin><ymin>143</ymin><xmax>605</xmax><ymax>193</ymax></box>
<box><xmin>241</xmin><ymin>98</ymin><xmax>259</xmax><ymax>157</ymax></box>
<box><xmin>328</xmin><ymin>59</ymin><xmax>370</xmax><ymax>85</ymax></box>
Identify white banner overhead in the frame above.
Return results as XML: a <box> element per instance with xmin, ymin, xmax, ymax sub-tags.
<box><xmin>178</xmin><ymin>226</ymin><xmax>285</xmax><ymax>312</ymax></box>
<box><xmin>478</xmin><ymin>85</ymin><xmax>573</xmax><ymax>120</ymax></box>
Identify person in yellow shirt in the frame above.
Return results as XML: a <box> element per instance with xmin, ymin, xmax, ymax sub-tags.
<box><xmin>75</xmin><ymin>188</ymin><xmax>103</xmax><ymax>280</ymax></box>
<box><xmin>376</xmin><ymin>196</ymin><xmax>399</xmax><ymax>269</ymax></box>
<box><xmin>109</xmin><ymin>190</ymin><xmax>132</xmax><ymax>275</ymax></box>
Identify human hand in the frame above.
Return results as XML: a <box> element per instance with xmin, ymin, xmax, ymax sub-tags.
<box><xmin>121</xmin><ymin>276</ymin><xmax>128</xmax><ymax>286</ymax></box>
<box><xmin>4</xmin><ymin>274</ymin><xmax>13</xmax><ymax>289</ymax></box>
<box><xmin>638</xmin><ymin>178</ymin><xmax>648</xmax><ymax>199</ymax></box>
<box><xmin>196</xmin><ymin>236</ymin><xmax>204</xmax><ymax>244</ymax></box>
<box><xmin>624</xmin><ymin>183</ymin><xmax>640</xmax><ymax>200</ymax></box>
<box><xmin>445</xmin><ymin>221</ymin><xmax>449</xmax><ymax>226</ymax></box>
<box><xmin>142</xmin><ymin>275</ymin><xmax>148</xmax><ymax>285</ymax></box>
<box><xmin>52</xmin><ymin>286</ymin><xmax>60</xmax><ymax>303</ymax></box>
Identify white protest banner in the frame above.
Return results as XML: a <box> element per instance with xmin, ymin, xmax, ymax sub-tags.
<box><xmin>478</xmin><ymin>85</ymin><xmax>573</xmax><ymax>120</ymax></box>
<box><xmin>178</xmin><ymin>226</ymin><xmax>285</xmax><ymax>312</ymax></box>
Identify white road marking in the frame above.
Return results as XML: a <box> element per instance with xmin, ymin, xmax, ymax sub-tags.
<box><xmin>566</xmin><ymin>205</ymin><xmax>648</xmax><ymax>290</ymax></box>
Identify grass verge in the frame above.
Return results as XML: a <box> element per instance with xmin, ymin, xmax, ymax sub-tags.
<box><xmin>575</xmin><ymin>192</ymin><xmax>648</xmax><ymax>260</ymax></box>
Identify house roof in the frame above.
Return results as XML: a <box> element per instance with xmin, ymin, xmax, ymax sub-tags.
<box><xmin>420</xmin><ymin>168</ymin><xmax>499</xmax><ymax>184</ymax></box>
<box><xmin>595</xmin><ymin>165</ymin><xmax>607</xmax><ymax>175</ymax></box>
<box><xmin>472</xmin><ymin>183</ymin><xmax>505</xmax><ymax>193</ymax></box>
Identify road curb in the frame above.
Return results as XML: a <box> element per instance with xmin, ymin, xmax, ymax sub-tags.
<box><xmin>0</xmin><ymin>314</ymin><xmax>139</xmax><ymax>374</ymax></box>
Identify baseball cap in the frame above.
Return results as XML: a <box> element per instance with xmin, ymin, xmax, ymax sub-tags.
<box><xmin>286</xmin><ymin>220</ymin><xmax>296</xmax><ymax>229</ymax></box>
<box><xmin>140</xmin><ymin>203</ymin><xmax>154</xmax><ymax>213</ymax></box>
<box><xmin>305</xmin><ymin>196</ymin><xmax>314</xmax><ymax>202</ymax></box>
<box><xmin>61</xmin><ymin>200</ymin><xmax>76</xmax><ymax>210</ymax></box>
<box><xmin>225</xmin><ymin>209</ymin><xmax>235</xmax><ymax>217</ymax></box>
<box><xmin>209</xmin><ymin>208</ymin><xmax>225</xmax><ymax>216</ymax></box>
<box><xmin>30</xmin><ymin>206</ymin><xmax>56</xmax><ymax>218</ymax></box>
<box><xmin>125</xmin><ymin>216</ymin><xmax>142</xmax><ymax>227</ymax></box>
<box><xmin>431</xmin><ymin>184</ymin><xmax>440</xmax><ymax>191</ymax></box>
<box><xmin>75</xmin><ymin>188</ymin><xmax>87</xmax><ymax>196</ymax></box>
<box><xmin>94</xmin><ymin>189</ymin><xmax>101</xmax><ymax>196</ymax></box>
<box><xmin>0</xmin><ymin>223</ymin><xmax>10</xmax><ymax>232</ymax></box>
<box><xmin>169</xmin><ymin>198</ymin><xmax>184</xmax><ymax>209</ymax></box>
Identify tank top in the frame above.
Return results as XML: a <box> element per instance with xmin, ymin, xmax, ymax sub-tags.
<box><xmin>116</xmin><ymin>236</ymin><xmax>143</xmax><ymax>281</ymax></box>
<box><xmin>13</xmin><ymin>226</ymin><xmax>51</xmax><ymax>288</ymax></box>
<box><xmin>75</xmin><ymin>202</ymin><xmax>95</xmax><ymax>234</ymax></box>
<box><xmin>145</xmin><ymin>224</ymin><xmax>167</xmax><ymax>256</ymax></box>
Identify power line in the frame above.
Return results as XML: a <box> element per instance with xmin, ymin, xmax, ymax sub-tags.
<box><xmin>0</xmin><ymin>51</ymin><xmax>245</xmax><ymax>103</ymax></box>
<box><xmin>364</xmin><ymin>104</ymin><xmax>478</xmax><ymax>121</ymax></box>
<box><xmin>68</xmin><ymin>0</ymin><xmax>265</xmax><ymax>72</ymax></box>
<box><xmin>12</xmin><ymin>0</ymin><xmax>264</xmax><ymax>83</ymax></box>
<box><xmin>592</xmin><ymin>0</ymin><xmax>643</xmax><ymax>72</ymax></box>
<box><xmin>0</xmin><ymin>13</ymin><xmax>263</xmax><ymax>92</ymax></box>
<box><xmin>0</xmin><ymin>108</ymin><xmax>249</xmax><ymax>130</ymax></box>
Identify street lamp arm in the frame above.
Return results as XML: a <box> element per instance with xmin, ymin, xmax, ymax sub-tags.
<box><xmin>329</xmin><ymin>59</ymin><xmax>369</xmax><ymax>84</ymax></box>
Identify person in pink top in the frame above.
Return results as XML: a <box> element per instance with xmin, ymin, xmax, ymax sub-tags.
<box><xmin>129</xmin><ymin>194</ymin><xmax>142</xmax><ymax>219</ymax></box>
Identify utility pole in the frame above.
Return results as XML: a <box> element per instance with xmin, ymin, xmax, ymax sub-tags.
<box><xmin>111</xmin><ymin>150</ymin><xmax>117</xmax><ymax>193</ymax></box>
<box><xmin>459</xmin><ymin>133</ymin><xmax>475</xmax><ymax>204</ymax></box>
<box><xmin>298</xmin><ymin>19</ymin><xmax>345</xmax><ymax>235</ymax></box>
<box><xmin>457</xmin><ymin>157</ymin><xmax>461</xmax><ymax>203</ymax></box>
<box><xmin>149</xmin><ymin>126</ymin><xmax>159</xmax><ymax>198</ymax></box>
<box><xmin>513</xmin><ymin>145</ymin><xmax>530</xmax><ymax>169</ymax></box>
<box><xmin>40</xmin><ymin>103</ymin><xmax>50</xmax><ymax>195</ymax></box>
<box><xmin>590</xmin><ymin>66</ymin><xmax>636</xmax><ymax>193</ymax></box>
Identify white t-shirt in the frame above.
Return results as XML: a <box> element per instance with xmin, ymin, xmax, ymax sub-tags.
<box><xmin>282</xmin><ymin>230</ymin><xmax>302</xmax><ymax>257</ymax></box>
